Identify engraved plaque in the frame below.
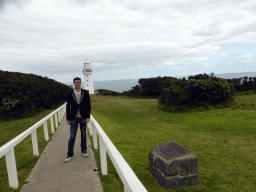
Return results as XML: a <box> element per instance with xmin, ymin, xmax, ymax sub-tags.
<box><xmin>153</xmin><ymin>142</ymin><xmax>193</xmax><ymax>160</ymax></box>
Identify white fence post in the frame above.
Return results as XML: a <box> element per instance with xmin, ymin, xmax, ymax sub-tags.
<box><xmin>87</xmin><ymin>120</ymin><xmax>92</xmax><ymax>136</ymax></box>
<box><xmin>99</xmin><ymin>137</ymin><xmax>108</xmax><ymax>175</ymax></box>
<box><xmin>55</xmin><ymin>113</ymin><xmax>58</xmax><ymax>128</ymax></box>
<box><xmin>124</xmin><ymin>184</ymin><xmax>128</xmax><ymax>192</ymax></box>
<box><xmin>61</xmin><ymin>108</ymin><xmax>63</xmax><ymax>118</ymax></box>
<box><xmin>60</xmin><ymin>109</ymin><xmax>62</xmax><ymax>119</ymax></box>
<box><xmin>58</xmin><ymin>111</ymin><xmax>61</xmax><ymax>123</ymax></box>
<box><xmin>92</xmin><ymin>124</ymin><xmax>98</xmax><ymax>150</ymax></box>
<box><xmin>50</xmin><ymin>116</ymin><xmax>54</xmax><ymax>133</ymax></box>
<box><xmin>60</xmin><ymin>108</ymin><xmax>63</xmax><ymax>119</ymax></box>
<box><xmin>31</xmin><ymin>130</ymin><xmax>39</xmax><ymax>156</ymax></box>
<box><xmin>5</xmin><ymin>148</ymin><xmax>18</xmax><ymax>189</ymax></box>
<box><xmin>43</xmin><ymin>121</ymin><xmax>49</xmax><ymax>142</ymax></box>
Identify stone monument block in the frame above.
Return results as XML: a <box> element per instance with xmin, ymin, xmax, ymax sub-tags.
<box><xmin>149</xmin><ymin>142</ymin><xmax>198</xmax><ymax>189</ymax></box>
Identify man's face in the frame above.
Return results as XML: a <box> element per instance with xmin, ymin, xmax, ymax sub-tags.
<box><xmin>73</xmin><ymin>80</ymin><xmax>81</xmax><ymax>89</ymax></box>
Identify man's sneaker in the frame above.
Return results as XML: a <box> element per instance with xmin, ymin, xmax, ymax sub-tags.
<box><xmin>65</xmin><ymin>156</ymin><xmax>73</xmax><ymax>162</ymax></box>
<box><xmin>82</xmin><ymin>151</ymin><xmax>89</xmax><ymax>157</ymax></box>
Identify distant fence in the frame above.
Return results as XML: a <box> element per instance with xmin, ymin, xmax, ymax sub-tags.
<box><xmin>0</xmin><ymin>103</ymin><xmax>66</xmax><ymax>189</ymax></box>
<box><xmin>87</xmin><ymin>115</ymin><xmax>147</xmax><ymax>192</ymax></box>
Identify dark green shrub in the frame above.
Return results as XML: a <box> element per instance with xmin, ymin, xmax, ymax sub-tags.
<box><xmin>159</xmin><ymin>81</ymin><xmax>188</xmax><ymax>105</ymax></box>
<box><xmin>123</xmin><ymin>85</ymin><xmax>142</xmax><ymax>97</ymax></box>
<box><xmin>0</xmin><ymin>70</ymin><xmax>72</xmax><ymax>118</ymax></box>
<box><xmin>159</xmin><ymin>76</ymin><xmax>235</xmax><ymax>111</ymax></box>
<box><xmin>96</xmin><ymin>89</ymin><xmax>122</xmax><ymax>96</ymax></box>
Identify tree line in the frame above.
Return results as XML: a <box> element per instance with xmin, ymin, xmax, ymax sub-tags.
<box><xmin>96</xmin><ymin>73</ymin><xmax>256</xmax><ymax>111</ymax></box>
<box><xmin>226</xmin><ymin>76</ymin><xmax>256</xmax><ymax>92</ymax></box>
<box><xmin>0</xmin><ymin>70</ymin><xmax>72</xmax><ymax>118</ymax></box>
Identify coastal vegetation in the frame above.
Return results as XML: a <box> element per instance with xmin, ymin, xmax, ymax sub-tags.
<box><xmin>1</xmin><ymin>71</ymin><xmax>256</xmax><ymax>191</ymax></box>
<box><xmin>1</xmin><ymin>93</ymin><xmax>255</xmax><ymax>191</ymax></box>
<box><xmin>0</xmin><ymin>70</ymin><xmax>72</xmax><ymax>118</ymax></box>
<box><xmin>90</xmin><ymin>94</ymin><xmax>256</xmax><ymax>191</ymax></box>
<box><xmin>96</xmin><ymin>73</ymin><xmax>256</xmax><ymax>112</ymax></box>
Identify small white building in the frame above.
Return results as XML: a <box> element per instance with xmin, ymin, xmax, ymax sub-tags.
<box><xmin>83</xmin><ymin>59</ymin><xmax>95</xmax><ymax>94</ymax></box>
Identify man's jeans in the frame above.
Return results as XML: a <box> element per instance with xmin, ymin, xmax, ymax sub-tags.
<box><xmin>67</xmin><ymin>117</ymin><xmax>87</xmax><ymax>157</ymax></box>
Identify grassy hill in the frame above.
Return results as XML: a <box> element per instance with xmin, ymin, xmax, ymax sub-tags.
<box><xmin>90</xmin><ymin>94</ymin><xmax>256</xmax><ymax>192</ymax></box>
<box><xmin>1</xmin><ymin>93</ymin><xmax>255</xmax><ymax>191</ymax></box>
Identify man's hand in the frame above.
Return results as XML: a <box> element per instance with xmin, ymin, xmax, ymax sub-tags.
<box><xmin>86</xmin><ymin>118</ymin><xmax>90</xmax><ymax>123</ymax></box>
<box><xmin>67</xmin><ymin>120</ymin><xmax>70</xmax><ymax>125</ymax></box>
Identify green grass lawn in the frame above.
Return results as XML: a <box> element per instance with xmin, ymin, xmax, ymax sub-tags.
<box><xmin>1</xmin><ymin>94</ymin><xmax>256</xmax><ymax>192</ymax></box>
<box><xmin>0</xmin><ymin>107</ymin><xmax>61</xmax><ymax>192</ymax></box>
<box><xmin>90</xmin><ymin>94</ymin><xmax>256</xmax><ymax>192</ymax></box>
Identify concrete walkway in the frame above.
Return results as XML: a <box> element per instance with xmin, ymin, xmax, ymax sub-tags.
<box><xmin>21</xmin><ymin>116</ymin><xmax>103</xmax><ymax>192</ymax></box>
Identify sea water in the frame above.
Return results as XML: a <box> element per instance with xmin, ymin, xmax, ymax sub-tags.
<box><xmin>93</xmin><ymin>79</ymin><xmax>139</xmax><ymax>93</ymax></box>
<box><xmin>66</xmin><ymin>79</ymin><xmax>139</xmax><ymax>93</ymax></box>
<box><xmin>66</xmin><ymin>72</ymin><xmax>256</xmax><ymax>93</ymax></box>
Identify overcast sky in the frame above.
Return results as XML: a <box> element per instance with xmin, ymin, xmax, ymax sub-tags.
<box><xmin>1</xmin><ymin>0</ymin><xmax>256</xmax><ymax>83</ymax></box>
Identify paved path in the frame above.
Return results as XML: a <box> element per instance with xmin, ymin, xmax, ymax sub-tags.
<box><xmin>21</xmin><ymin>116</ymin><xmax>103</xmax><ymax>192</ymax></box>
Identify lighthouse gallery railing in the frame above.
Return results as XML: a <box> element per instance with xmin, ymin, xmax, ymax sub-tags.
<box><xmin>0</xmin><ymin>103</ymin><xmax>147</xmax><ymax>192</ymax></box>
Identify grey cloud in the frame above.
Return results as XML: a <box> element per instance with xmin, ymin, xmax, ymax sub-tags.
<box><xmin>245</xmin><ymin>3</ymin><xmax>256</xmax><ymax>12</ymax></box>
<box><xmin>0</xmin><ymin>0</ymin><xmax>9</xmax><ymax>9</ymax></box>
<box><xmin>111</xmin><ymin>0</ymin><xmax>171</xmax><ymax>13</ymax></box>
<box><xmin>225</xmin><ymin>23</ymin><xmax>256</xmax><ymax>40</ymax></box>
<box><xmin>0</xmin><ymin>17</ymin><xmax>71</xmax><ymax>48</ymax></box>
<box><xmin>89</xmin><ymin>48</ymin><xmax>181</xmax><ymax>73</ymax></box>
<box><xmin>112</xmin><ymin>0</ymin><xmax>213</xmax><ymax>13</ymax></box>
<box><xmin>0</xmin><ymin>0</ymin><xmax>28</xmax><ymax>10</ymax></box>
<box><xmin>170</xmin><ymin>0</ymin><xmax>246</xmax><ymax>13</ymax></box>
<box><xmin>76</xmin><ymin>0</ymin><xmax>91</xmax><ymax>4</ymax></box>
<box><xmin>193</xmin><ymin>22</ymin><xmax>221</xmax><ymax>37</ymax></box>
<box><xmin>13</xmin><ymin>59</ymin><xmax>82</xmax><ymax>77</ymax></box>
<box><xmin>117</xmin><ymin>0</ymin><xmax>252</xmax><ymax>15</ymax></box>
<box><xmin>1</xmin><ymin>0</ymin><xmax>256</xmax><ymax>82</ymax></box>
<box><xmin>44</xmin><ymin>43</ymin><xmax>178</xmax><ymax>76</ymax></box>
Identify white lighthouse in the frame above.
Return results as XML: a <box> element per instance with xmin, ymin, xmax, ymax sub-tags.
<box><xmin>83</xmin><ymin>59</ymin><xmax>95</xmax><ymax>94</ymax></box>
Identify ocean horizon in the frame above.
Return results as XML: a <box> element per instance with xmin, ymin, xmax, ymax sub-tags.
<box><xmin>65</xmin><ymin>71</ymin><xmax>256</xmax><ymax>93</ymax></box>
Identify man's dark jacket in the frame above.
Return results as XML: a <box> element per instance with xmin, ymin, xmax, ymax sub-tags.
<box><xmin>66</xmin><ymin>89</ymin><xmax>91</xmax><ymax>121</ymax></box>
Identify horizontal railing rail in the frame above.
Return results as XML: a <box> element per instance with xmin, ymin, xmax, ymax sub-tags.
<box><xmin>0</xmin><ymin>103</ymin><xmax>66</xmax><ymax>189</ymax></box>
<box><xmin>87</xmin><ymin>115</ymin><xmax>147</xmax><ymax>192</ymax></box>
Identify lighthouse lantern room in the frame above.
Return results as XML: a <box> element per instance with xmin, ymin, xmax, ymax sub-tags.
<box><xmin>83</xmin><ymin>59</ymin><xmax>95</xmax><ymax>94</ymax></box>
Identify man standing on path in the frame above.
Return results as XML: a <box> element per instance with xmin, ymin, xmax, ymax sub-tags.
<box><xmin>65</xmin><ymin>77</ymin><xmax>91</xmax><ymax>162</ymax></box>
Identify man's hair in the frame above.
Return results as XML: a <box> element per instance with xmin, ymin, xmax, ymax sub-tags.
<box><xmin>73</xmin><ymin>77</ymin><xmax>81</xmax><ymax>83</ymax></box>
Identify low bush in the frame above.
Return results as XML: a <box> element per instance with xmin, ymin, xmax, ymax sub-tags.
<box><xmin>96</xmin><ymin>89</ymin><xmax>122</xmax><ymax>96</ymax></box>
<box><xmin>159</xmin><ymin>77</ymin><xmax>235</xmax><ymax>111</ymax></box>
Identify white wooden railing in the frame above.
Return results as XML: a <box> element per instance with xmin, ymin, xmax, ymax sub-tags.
<box><xmin>0</xmin><ymin>103</ymin><xmax>66</xmax><ymax>189</ymax></box>
<box><xmin>1</xmin><ymin>103</ymin><xmax>147</xmax><ymax>191</ymax></box>
<box><xmin>87</xmin><ymin>115</ymin><xmax>147</xmax><ymax>192</ymax></box>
